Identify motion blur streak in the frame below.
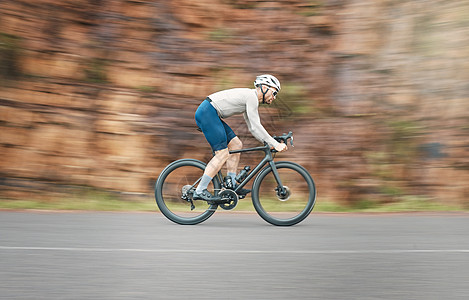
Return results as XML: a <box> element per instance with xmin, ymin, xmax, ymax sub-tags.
<box><xmin>0</xmin><ymin>0</ymin><xmax>468</xmax><ymax>209</ymax></box>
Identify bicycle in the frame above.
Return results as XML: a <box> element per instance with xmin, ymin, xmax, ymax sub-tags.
<box><xmin>154</xmin><ymin>131</ymin><xmax>316</xmax><ymax>226</ymax></box>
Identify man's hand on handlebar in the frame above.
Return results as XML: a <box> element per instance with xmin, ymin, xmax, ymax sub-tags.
<box><xmin>274</xmin><ymin>142</ymin><xmax>288</xmax><ymax>152</ymax></box>
<box><xmin>271</xmin><ymin>131</ymin><xmax>293</xmax><ymax>152</ymax></box>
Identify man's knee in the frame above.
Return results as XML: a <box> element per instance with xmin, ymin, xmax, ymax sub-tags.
<box><xmin>214</xmin><ymin>148</ymin><xmax>230</xmax><ymax>160</ymax></box>
<box><xmin>229</xmin><ymin>137</ymin><xmax>243</xmax><ymax>150</ymax></box>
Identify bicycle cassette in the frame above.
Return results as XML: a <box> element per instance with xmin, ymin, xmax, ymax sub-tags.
<box><xmin>181</xmin><ymin>185</ymin><xmax>194</xmax><ymax>200</ymax></box>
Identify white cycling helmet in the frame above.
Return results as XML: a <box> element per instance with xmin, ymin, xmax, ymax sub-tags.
<box><xmin>254</xmin><ymin>74</ymin><xmax>281</xmax><ymax>92</ymax></box>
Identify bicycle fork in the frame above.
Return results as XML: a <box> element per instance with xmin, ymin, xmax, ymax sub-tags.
<box><xmin>268</xmin><ymin>161</ymin><xmax>288</xmax><ymax>197</ymax></box>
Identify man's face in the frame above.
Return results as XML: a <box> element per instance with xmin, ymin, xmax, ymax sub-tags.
<box><xmin>264</xmin><ymin>86</ymin><xmax>278</xmax><ymax>104</ymax></box>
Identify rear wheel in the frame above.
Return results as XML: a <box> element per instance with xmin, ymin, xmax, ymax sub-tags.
<box><xmin>252</xmin><ymin>161</ymin><xmax>316</xmax><ymax>226</ymax></box>
<box><xmin>155</xmin><ymin>159</ymin><xmax>220</xmax><ymax>225</ymax></box>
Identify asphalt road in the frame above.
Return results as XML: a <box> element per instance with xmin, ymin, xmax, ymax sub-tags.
<box><xmin>1</xmin><ymin>211</ymin><xmax>468</xmax><ymax>299</ymax></box>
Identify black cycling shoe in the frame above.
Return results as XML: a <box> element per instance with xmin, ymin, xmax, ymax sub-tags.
<box><xmin>193</xmin><ymin>189</ymin><xmax>221</xmax><ymax>202</ymax></box>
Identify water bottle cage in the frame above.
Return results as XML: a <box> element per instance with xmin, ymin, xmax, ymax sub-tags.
<box><xmin>235</xmin><ymin>166</ymin><xmax>251</xmax><ymax>183</ymax></box>
<box><xmin>224</xmin><ymin>176</ymin><xmax>234</xmax><ymax>189</ymax></box>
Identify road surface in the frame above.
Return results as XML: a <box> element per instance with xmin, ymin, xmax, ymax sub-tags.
<box><xmin>1</xmin><ymin>211</ymin><xmax>468</xmax><ymax>299</ymax></box>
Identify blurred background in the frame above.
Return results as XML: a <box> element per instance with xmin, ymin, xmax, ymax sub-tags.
<box><xmin>1</xmin><ymin>0</ymin><xmax>468</xmax><ymax>210</ymax></box>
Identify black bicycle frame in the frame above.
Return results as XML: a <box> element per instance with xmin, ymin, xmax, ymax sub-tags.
<box><xmin>215</xmin><ymin>143</ymin><xmax>285</xmax><ymax>194</ymax></box>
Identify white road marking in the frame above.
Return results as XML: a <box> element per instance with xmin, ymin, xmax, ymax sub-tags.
<box><xmin>1</xmin><ymin>246</ymin><xmax>468</xmax><ymax>254</ymax></box>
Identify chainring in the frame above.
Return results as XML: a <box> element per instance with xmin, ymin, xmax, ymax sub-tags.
<box><xmin>218</xmin><ymin>189</ymin><xmax>239</xmax><ymax>210</ymax></box>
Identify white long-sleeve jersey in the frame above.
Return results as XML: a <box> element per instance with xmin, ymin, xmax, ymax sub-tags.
<box><xmin>208</xmin><ymin>88</ymin><xmax>279</xmax><ymax>148</ymax></box>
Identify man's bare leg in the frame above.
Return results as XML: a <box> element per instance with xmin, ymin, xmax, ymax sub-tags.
<box><xmin>195</xmin><ymin>137</ymin><xmax>242</xmax><ymax>197</ymax></box>
<box><xmin>226</xmin><ymin>137</ymin><xmax>242</xmax><ymax>175</ymax></box>
<box><xmin>194</xmin><ymin>148</ymin><xmax>230</xmax><ymax>198</ymax></box>
<box><xmin>203</xmin><ymin>148</ymin><xmax>230</xmax><ymax>178</ymax></box>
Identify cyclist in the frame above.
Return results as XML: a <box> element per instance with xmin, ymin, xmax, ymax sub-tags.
<box><xmin>194</xmin><ymin>74</ymin><xmax>288</xmax><ymax>201</ymax></box>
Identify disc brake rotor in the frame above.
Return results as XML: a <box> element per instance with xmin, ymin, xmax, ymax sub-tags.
<box><xmin>277</xmin><ymin>186</ymin><xmax>291</xmax><ymax>201</ymax></box>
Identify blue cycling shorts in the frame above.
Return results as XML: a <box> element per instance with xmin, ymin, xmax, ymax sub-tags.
<box><xmin>195</xmin><ymin>99</ymin><xmax>236</xmax><ymax>151</ymax></box>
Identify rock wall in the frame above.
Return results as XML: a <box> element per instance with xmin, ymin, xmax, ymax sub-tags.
<box><xmin>331</xmin><ymin>0</ymin><xmax>469</xmax><ymax>205</ymax></box>
<box><xmin>1</xmin><ymin>0</ymin><xmax>468</xmax><ymax>206</ymax></box>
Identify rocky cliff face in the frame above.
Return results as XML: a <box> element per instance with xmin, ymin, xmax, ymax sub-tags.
<box><xmin>1</xmin><ymin>0</ymin><xmax>468</xmax><ymax>206</ymax></box>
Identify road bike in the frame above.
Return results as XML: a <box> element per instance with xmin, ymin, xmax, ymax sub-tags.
<box><xmin>154</xmin><ymin>132</ymin><xmax>316</xmax><ymax>226</ymax></box>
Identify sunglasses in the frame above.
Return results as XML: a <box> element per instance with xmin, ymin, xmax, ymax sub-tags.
<box><xmin>267</xmin><ymin>86</ymin><xmax>278</xmax><ymax>97</ymax></box>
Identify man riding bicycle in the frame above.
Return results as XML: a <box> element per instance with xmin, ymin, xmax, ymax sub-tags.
<box><xmin>194</xmin><ymin>74</ymin><xmax>288</xmax><ymax>202</ymax></box>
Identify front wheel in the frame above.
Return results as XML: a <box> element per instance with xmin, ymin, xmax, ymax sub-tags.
<box><xmin>252</xmin><ymin>161</ymin><xmax>316</xmax><ymax>226</ymax></box>
<box><xmin>155</xmin><ymin>159</ymin><xmax>220</xmax><ymax>225</ymax></box>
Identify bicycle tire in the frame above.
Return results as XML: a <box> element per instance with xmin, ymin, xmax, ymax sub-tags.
<box><xmin>155</xmin><ymin>159</ymin><xmax>220</xmax><ymax>225</ymax></box>
<box><xmin>252</xmin><ymin>161</ymin><xmax>316</xmax><ymax>226</ymax></box>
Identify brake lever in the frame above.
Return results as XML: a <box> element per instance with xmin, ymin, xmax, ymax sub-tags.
<box><xmin>274</xmin><ymin>132</ymin><xmax>294</xmax><ymax>148</ymax></box>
